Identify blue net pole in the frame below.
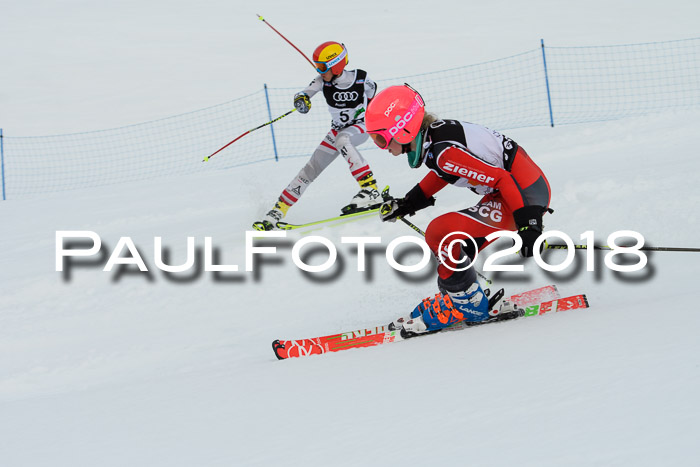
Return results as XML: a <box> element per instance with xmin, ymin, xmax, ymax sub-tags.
<box><xmin>264</xmin><ymin>84</ymin><xmax>280</xmax><ymax>162</ymax></box>
<box><xmin>541</xmin><ymin>39</ymin><xmax>555</xmax><ymax>127</ymax></box>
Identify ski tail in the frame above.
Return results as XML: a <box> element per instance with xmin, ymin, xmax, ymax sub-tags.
<box><xmin>509</xmin><ymin>284</ymin><xmax>559</xmax><ymax>305</ymax></box>
<box><xmin>523</xmin><ymin>293</ymin><xmax>588</xmax><ymax>317</ymax></box>
<box><xmin>272</xmin><ymin>326</ymin><xmax>401</xmax><ymax>360</ymax></box>
<box><xmin>275</xmin><ymin>186</ymin><xmax>391</xmax><ymax>231</ymax></box>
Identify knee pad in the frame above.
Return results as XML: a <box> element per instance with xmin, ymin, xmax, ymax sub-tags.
<box><xmin>335</xmin><ymin>133</ymin><xmax>352</xmax><ymax>148</ymax></box>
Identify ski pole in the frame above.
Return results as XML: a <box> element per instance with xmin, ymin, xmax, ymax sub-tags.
<box><xmin>378</xmin><ymin>201</ymin><xmax>426</xmax><ymax>236</ymax></box>
<box><xmin>256</xmin><ymin>14</ymin><xmax>316</xmax><ymax>71</ymax></box>
<box><xmin>202</xmin><ymin>109</ymin><xmax>296</xmax><ymax>162</ymax></box>
<box><xmin>393</xmin><ymin>224</ymin><xmax>700</xmax><ymax>254</ymax></box>
<box><xmin>545</xmin><ymin>243</ymin><xmax>700</xmax><ymax>253</ymax></box>
<box><xmin>399</xmin><ymin>217</ymin><xmax>425</xmax><ymax>236</ymax></box>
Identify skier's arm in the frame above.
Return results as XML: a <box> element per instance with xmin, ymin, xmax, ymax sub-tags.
<box><xmin>437</xmin><ymin>146</ymin><xmax>528</xmax><ymax>212</ymax></box>
<box><xmin>364</xmin><ymin>76</ymin><xmax>378</xmax><ymax>103</ymax></box>
<box><xmin>418</xmin><ymin>171</ymin><xmax>449</xmax><ymax>198</ymax></box>
<box><xmin>300</xmin><ymin>75</ymin><xmax>323</xmax><ymax>98</ymax></box>
<box><xmin>294</xmin><ymin>76</ymin><xmax>323</xmax><ymax>114</ymax></box>
<box><xmin>478</xmin><ymin>164</ymin><xmax>548</xmax><ymax>257</ymax></box>
<box><xmin>437</xmin><ymin>147</ymin><xmax>547</xmax><ymax>257</ymax></box>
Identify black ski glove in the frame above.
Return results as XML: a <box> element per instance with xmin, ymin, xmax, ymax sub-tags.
<box><xmin>513</xmin><ymin>205</ymin><xmax>546</xmax><ymax>257</ymax></box>
<box><xmin>380</xmin><ymin>184</ymin><xmax>435</xmax><ymax>222</ymax></box>
<box><xmin>294</xmin><ymin>93</ymin><xmax>311</xmax><ymax>114</ymax></box>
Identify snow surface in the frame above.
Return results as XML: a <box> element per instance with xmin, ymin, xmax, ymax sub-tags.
<box><xmin>2</xmin><ymin>1</ymin><xmax>700</xmax><ymax>466</ymax></box>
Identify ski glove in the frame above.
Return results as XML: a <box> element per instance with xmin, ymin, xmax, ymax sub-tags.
<box><xmin>513</xmin><ymin>205</ymin><xmax>546</xmax><ymax>258</ymax></box>
<box><xmin>380</xmin><ymin>184</ymin><xmax>436</xmax><ymax>222</ymax></box>
<box><xmin>294</xmin><ymin>93</ymin><xmax>311</xmax><ymax>114</ymax></box>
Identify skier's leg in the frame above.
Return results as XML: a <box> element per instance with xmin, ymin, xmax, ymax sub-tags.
<box><xmin>402</xmin><ymin>148</ymin><xmax>553</xmax><ymax>330</ymax></box>
<box><xmin>401</xmin><ymin>195</ymin><xmax>518</xmax><ymax>332</ymax></box>
<box><xmin>278</xmin><ymin>147</ymin><xmax>337</xmax><ymax>207</ymax></box>
<box><xmin>253</xmin><ymin>132</ymin><xmax>338</xmax><ymax>231</ymax></box>
<box><xmin>335</xmin><ymin>127</ymin><xmax>382</xmax><ymax>213</ymax></box>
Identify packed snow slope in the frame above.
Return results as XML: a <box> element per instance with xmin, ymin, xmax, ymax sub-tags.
<box><xmin>3</xmin><ymin>0</ymin><xmax>700</xmax><ymax>465</ymax></box>
<box><xmin>1</xmin><ymin>109</ymin><xmax>700</xmax><ymax>466</ymax></box>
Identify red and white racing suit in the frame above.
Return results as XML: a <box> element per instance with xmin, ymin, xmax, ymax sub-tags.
<box><xmin>416</xmin><ymin>119</ymin><xmax>551</xmax><ymax>280</ymax></box>
<box><xmin>279</xmin><ymin>69</ymin><xmax>377</xmax><ymax>207</ymax></box>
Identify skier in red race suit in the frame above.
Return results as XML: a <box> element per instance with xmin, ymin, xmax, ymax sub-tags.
<box><xmin>364</xmin><ymin>84</ymin><xmax>552</xmax><ymax>335</ymax></box>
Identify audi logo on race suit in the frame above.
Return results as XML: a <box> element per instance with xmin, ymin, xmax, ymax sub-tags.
<box><xmin>333</xmin><ymin>91</ymin><xmax>359</xmax><ymax>102</ymax></box>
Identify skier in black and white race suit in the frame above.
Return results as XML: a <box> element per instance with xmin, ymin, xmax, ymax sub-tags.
<box><xmin>253</xmin><ymin>41</ymin><xmax>382</xmax><ymax>231</ymax></box>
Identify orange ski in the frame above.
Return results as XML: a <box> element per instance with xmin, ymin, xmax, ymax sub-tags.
<box><xmin>272</xmin><ymin>286</ymin><xmax>588</xmax><ymax>360</ymax></box>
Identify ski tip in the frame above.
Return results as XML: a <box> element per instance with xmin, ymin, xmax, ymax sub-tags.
<box><xmin>272</xmin><ymin>339</ymin><xmax>286</xmax><ymax>360</ymax></box>
<box><xmin>582</xmin><ymin>294</ymin><xmax>590</xmax><ymax>308</ymax></box>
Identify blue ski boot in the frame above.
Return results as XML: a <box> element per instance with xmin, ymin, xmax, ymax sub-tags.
<box><xmin>400</xmin><ymin>280</ymin><xmax>490</xmax><ymax>336</ymax></box>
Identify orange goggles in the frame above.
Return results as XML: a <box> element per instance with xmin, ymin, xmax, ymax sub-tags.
<box><xmin>314</xmin><ymin>48</ymin><xmax>347</xmax><ymax>74</ymax></box>
<box><xmin>368</xmin><ymin>130</ymin><xmax>393</xmax><ymax>149</ymax></box>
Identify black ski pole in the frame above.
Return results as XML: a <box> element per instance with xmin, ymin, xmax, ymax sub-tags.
<box><xmin>545</xmin><ymin>243</ymin><xmax>700</xmax><ymax>252</ymax></box>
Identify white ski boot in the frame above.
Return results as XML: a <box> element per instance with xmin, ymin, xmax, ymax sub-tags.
<box><xmin>341</xmin><ymin>187</ymin><xmax>381</xmax><ymax>214</ymax></box>
<box><xmin>341</xmin><ymin>173</ymin><xmax>382</xmax><ymax>214</ymax></box>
